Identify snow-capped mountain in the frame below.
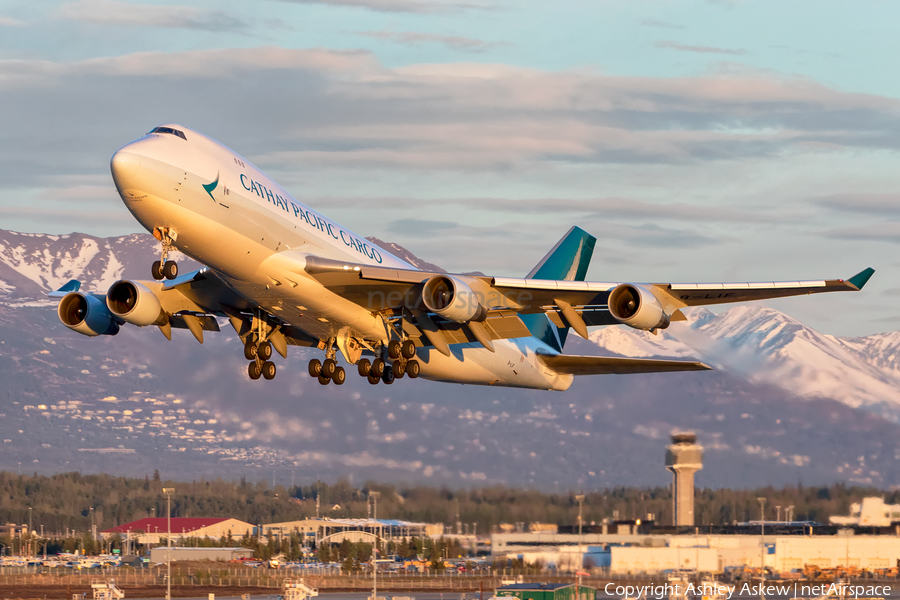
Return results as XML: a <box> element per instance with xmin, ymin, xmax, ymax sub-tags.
<box><xmin>0</xmin><ymin>229</ymin><xmax>173</xmax><ymax>299</ymax></box>
<box><xmin>589</xmin><ymin>305</ymin><xmax>900</xmax><ymax>421</ymax></box>
<box><xmin>2</xmin><ymin>226</ymin><xmax>899</xmax><ymax>488</ymax></box>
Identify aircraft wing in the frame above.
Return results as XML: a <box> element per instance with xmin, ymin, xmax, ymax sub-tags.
<box><xmin>302</xmin><ymin>254</ymin><xmax>874</xmax><ymax>347</ymax></box>
<box><xmin>537</xmin><ymin>353</ymin><xmax>712</xmax><ymax>375</ymax></box>
<box><xmin>52</xmin><ymin>268</ymin><xmax>319</xmax><ymax>350</ymax></box>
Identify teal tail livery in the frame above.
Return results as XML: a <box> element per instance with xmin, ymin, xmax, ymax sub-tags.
<box><xmin>526</xmin><ymin>226</ymin><xmax>596</xmax><ymax>281</ymax></box>
<box><xmin>49</xmin><ymin>123</ymin><xmax>874</xmax><ymax>391</ymax></box>
<box><xmin>521</xmin><ymin>226</ymin><xmax>596</xmax><ymax>351</ymax></box>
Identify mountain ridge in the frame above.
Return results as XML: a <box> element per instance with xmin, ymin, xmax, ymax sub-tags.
<box><xmin>0</xmin><ymin>227</ymin><xmax>897</xmax><ymax>489</ymax></box>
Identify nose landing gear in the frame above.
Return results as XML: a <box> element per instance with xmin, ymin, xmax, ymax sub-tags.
<box><xmin>151</xmin><ymin>228</ymin><xmax>179</xmax><ymax>280</ymax></box>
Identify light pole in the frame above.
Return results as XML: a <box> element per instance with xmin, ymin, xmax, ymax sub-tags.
<box><xmin>28</xmin><ymin>507</ymin><xmax>32</xmax><ymax>557</ymax></box>
<box><xmin>89</xmin><ymin>507</ymin><xmax>94</xmax><ymax>550</ymax></box>
<box><xmin>370</xmin><ymin>491</ymin><xmax>380</xmax><ymax>600</ymax></box>
<box><xmin>757</xmin><ymin>498</ymin><xmax>766</xmax><ymax>573</ymax></box>
<box><xmin>163</xmin><ymin>487</ymin><xmax>174</xmax><ymax>600</ymax></box>
<box><xmin>575</xmin><ymin>494</ymin><xmax>585</xmax><ymax>573</ymax></box>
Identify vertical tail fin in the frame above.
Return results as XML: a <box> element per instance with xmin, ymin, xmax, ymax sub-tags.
<box><xmin>521</xmin><ymin>227</ymin><xmax>597</xmax><ymax>351</ymax></box>
<box><xmin>526</xmin><ymin>226</ymin><xmax>596</xmax><ymax>281</ymax></box>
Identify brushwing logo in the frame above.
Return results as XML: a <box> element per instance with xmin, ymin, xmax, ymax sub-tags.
<box><xmin>202</xmin><ymin>172</ymin><xmax>219</xmax><ymax>201</ymax></box>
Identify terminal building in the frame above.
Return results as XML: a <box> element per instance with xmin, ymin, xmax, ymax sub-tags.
<box><xmin>261</xmin><ymin>518</ymin><xmax>445</xmax><ymax>545</ymax></box>
<box><xmin>489</xmin><ymin>435</ymin><xmax>900</xmax><ymax>575</ymax></box>
<box><xmin>830</xmin><ymin>498</ymin><xmax>900</xmax><ymax>527</ymax></box>
<box><xmin>491</xmin><ymin>530</ymin><xmax>900</xmax><ymax>574</ymax></box>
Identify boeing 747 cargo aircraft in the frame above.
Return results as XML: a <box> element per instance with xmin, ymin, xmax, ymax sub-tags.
<box><xmin>51</xmin><ymin>125</ymin><xmax>874</xmax><ymax>390</ymax></box>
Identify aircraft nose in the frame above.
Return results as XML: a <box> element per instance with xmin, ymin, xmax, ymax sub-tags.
<box><xmin>110</xmin><ymin>150</ymin><xmax>141</xmax><ymax>182</ymax></box>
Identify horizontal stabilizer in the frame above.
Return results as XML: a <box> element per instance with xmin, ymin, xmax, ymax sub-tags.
<box><xmin>538</xmin><ymin>353</ymin><xmax>712</xmax><ymax>375</ymax></box>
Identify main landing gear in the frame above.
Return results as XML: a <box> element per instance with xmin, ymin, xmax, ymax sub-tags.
<box><xmin>244</xmin><ymin>312</ymin><xmax>278</xmax><ymax>382</ymax></box>
<box><xmin>307</xmin><ymin>339</ymin><xmax>346</xmax><ymax>386</ymax></box>
<box><xmin>305</xmin><ymin>338</ymin><xmax>421</xmax><ymax>386</ymax></box>
<box><xmin>246</xmin><ymin>337</ymin><xmax>277</xmax><ymax>381</ymax></box>
<box><xmin>151</xmin><ymin>227</ymin><xmax>179</xmax><ymax>280</ymax></box>
<box><xmin>308</xmin><ymin>358</ymin><xmax>346</xmax><ymax>386</ymax></box>
<box><xmin>355</xmin><ymin>339</ymin><xmax>420</xmax><ymax>385</ymax></box>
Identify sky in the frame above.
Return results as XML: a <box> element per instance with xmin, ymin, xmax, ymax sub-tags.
<box><xmin>0</xmin><ymin>0</ymin><xmax>899</xmax><ymax>336</ymax></box>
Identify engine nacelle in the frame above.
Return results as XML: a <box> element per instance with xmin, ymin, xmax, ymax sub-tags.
<box><xmin>608</xmin><ymin>284</ymin><xmax>670</xmax><ymax>331</ymax></box>
<box><xmin>106</xmin><ymin>280</ymin><xmax>166</xmax><ymax>326</ymax></box>
<box><xmin>421</xmin><ymin>275</ymin><xmax>487</xmax><ymax>323</ymax></box>
<box><xmin>57</xmin><ymin>292</ymin><xmax>119</xmax><ymax>337</ymax></box>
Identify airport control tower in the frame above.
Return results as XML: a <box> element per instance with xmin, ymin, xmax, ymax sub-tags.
<box><xmin>665</xmin><ymin>432</ymin><xmax>703</xmax><ymax>527</ymax></box>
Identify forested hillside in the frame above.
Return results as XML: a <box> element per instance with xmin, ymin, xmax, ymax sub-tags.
<box><xmin>0</xmin><ymin>471</ymin><xmax>892</xmax><ymax>534</ymax></box>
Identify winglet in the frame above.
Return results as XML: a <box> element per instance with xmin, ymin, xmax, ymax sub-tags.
<box><xmin>57</xmin><ymin>280</ymin><xmax>81</xmax><ymax>293</ymax></box>
<box><xmin>848</xmin><ymin>267</ymin><xmax>875</xmax><ymax>290</ymax></box>
<box><xmin>48</xmin><ymin>279</ymin><xmax>81</xmax><ymax>298</ymax></box>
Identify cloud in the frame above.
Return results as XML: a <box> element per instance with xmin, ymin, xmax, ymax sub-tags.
<box><xmin>320</xmin><ymin>196</ymin><xmax>770</xmax><ymax>223</ymax></box>
<box><xmin>0</xmin><ymin>15</ymin><xmax>24</xmax><ymax>27</ymax></box>
<box><xmin>2</xmin><ymin>46</ymin><xmax>900</xmax><ymax>193</ymax></box>
<box><xmin>355</xmin><ymin>30</ymin><xmax>509</xmax><ymax>52</ymax></box>
<box><xmin>655</xmin><ymin>40</ymin><xmax>746</xmax><ymax>55</ymax></box>
<box><xmin>813</xmin><ymin>193</ymin><xmax>900</xmax><ymax>216</ymax></box>
<box><xmin>276</xmin><ymin>0</ymin><xmax>489</xmax><ymax>14</ymax></box>
<box><xmin>59</xmin><ymin>0</ymin><xmax>245</xmax><ymax>32</ymax></box>
<box><xmin>386</xmin><ymin>219</ymin><xmax>457</xmax><ymax>235</ymax></box>
<box><xmin>824</xmin><ymin>223</ymin><xmax>900</xmax><ymax>244</ymax></box>
<box><xmin>640</xmin><ymin>18</ymin><xmax>685</xmax><ymax>30</ymax></box>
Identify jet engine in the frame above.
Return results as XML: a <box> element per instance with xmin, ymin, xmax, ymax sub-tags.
<box><xmin>421</xmin><ymin>275</ymin><xmax>487</xmax><ymax>322</ymax></box>
<box><xmin>57</xmin><ymin>292</ymin><xmax>119</xmax><ymax>336</ymax></box>
<box><xmin>608</xmin><ymin>283</ymin><xmax>670</xmax><ymax>331</ymax></box>
<box><xmin>106</xmin><ymin>280</ymin><xmax>167</xmax><ymax>326</ymax></box>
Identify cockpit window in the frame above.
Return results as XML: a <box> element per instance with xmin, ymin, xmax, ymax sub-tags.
<box><xmin>148</xmin><ymin>126</ymin><xmax>187</xmax><ymax>141</ymax></box>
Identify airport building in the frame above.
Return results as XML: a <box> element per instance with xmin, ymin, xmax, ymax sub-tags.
<box><xmin>261</xmin><ymin>518</ymin><xmax>445</xmax><ymax>545</ymax></box>
<box><xmin>495</xmin><ymin>582</ymin><xmax>597</xmax><ymax>600</ymax></box>
<box><xmin>829</xmin><ymin>497</ymin><xmax>900</xmax><ymax>527</ymax></box>
<box><xmin>492</xmin><ymin>531</ymin><xmax>900</xmax><ymax>574</ymax></box>
<box><xmin>101</xmin><ymin>517</ymin><xmax>255</xmax><ymax>545</ymax></box>
<box><xmin>148</xmin><ymin>546</ymin><xmax>254</xmax><ymax>563</ymax></box>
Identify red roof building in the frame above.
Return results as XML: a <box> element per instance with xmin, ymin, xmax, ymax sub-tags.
<box><xmin>101</xmin><ymin>517</ymin><xmax>254</xmax><ymax>543</ymax></box>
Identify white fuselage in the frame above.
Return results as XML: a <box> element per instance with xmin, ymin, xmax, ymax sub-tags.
<box><xmin>110</xmin><ymin>125</ymin><xmax>573</xmax><ymax>391</ymax></box>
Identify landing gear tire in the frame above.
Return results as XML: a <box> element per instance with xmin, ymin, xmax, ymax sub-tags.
<box><xmin>394</xmin><ymin>361</ymin><xmax>406</xmax><ymax>379</ymax></box>
<box><xmin>367</xmin><ymin>373</ymin><xmax>380</xmax><ymax>385</ymax></box>
<box><xmin>244</xmin><ymin>341</ymin><xmax>258</xmax><ymax>361</ymax></box>
<box><xmin>388</xmin><ymin>340</ymin><xmax>402</xmax><ymax>359</ymax></box>
<box><xmin>163</xmin><ymin>261</ymin><xmax>178</xmax><ymax>280</ymax></box>
<box><xmin>151</xmin><ymin>261</ymin><xmax>164</xmax><ymax>280</ymax></box>
<box><xmin>257</xmin><ymin>341</ymin><xmax>273</xmax><ymax>361</ymax></box>
<box><xmin>371</xmin><ymin>358</ymin><xmax>385</xmax><ymax>378</ymax></box>
<box><xmin>401</xmin><ymin>339</ymin><xmax>416</xmax><ymax>359</ymax></box>
<box><xmin>308</xmin><ymin>359</ymin><xmax>322</xmax><ymax>378</ymax></box>
<box><xmin>332</xmin><ymin>366</ymin><xmax>346</xmax><ymax>385</ymax></box>
<box><xmin>407</xmin><ymin>359</ymin><xmax>420</xmax><ymax>379</ymax></box>
<box><xmin>382</xmin><ymin>367</ymin><xmax>395</xmax><ymax>385</ymax></box>
<box><xmin>318</xmin><ymin>374</ymin><xmax>330</xmax><ymax>385</ymax></box>
<box><xmin>262</xmin><ymin>361</ymin><xmax>276</xmax><ymax>380</ymax></box>
<box><xmin>248</xmin><ymin>361</ymin><xmax>262</xmax><ymax>380</ymax></box>
<box><xmin>322</xmin><ymin>358</ymin><xmax>337</xmax><ymax>378</ymax></box>
<box><xmin>357</xmin><ymin>359</ymin><xmax>371</xmax><ymax>377</ymax></box>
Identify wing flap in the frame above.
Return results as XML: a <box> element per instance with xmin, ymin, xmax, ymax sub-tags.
<box><xmin>538</xmin><ymin>353</ymin><xmax>712</xmax><ymax>375</ymax></box>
